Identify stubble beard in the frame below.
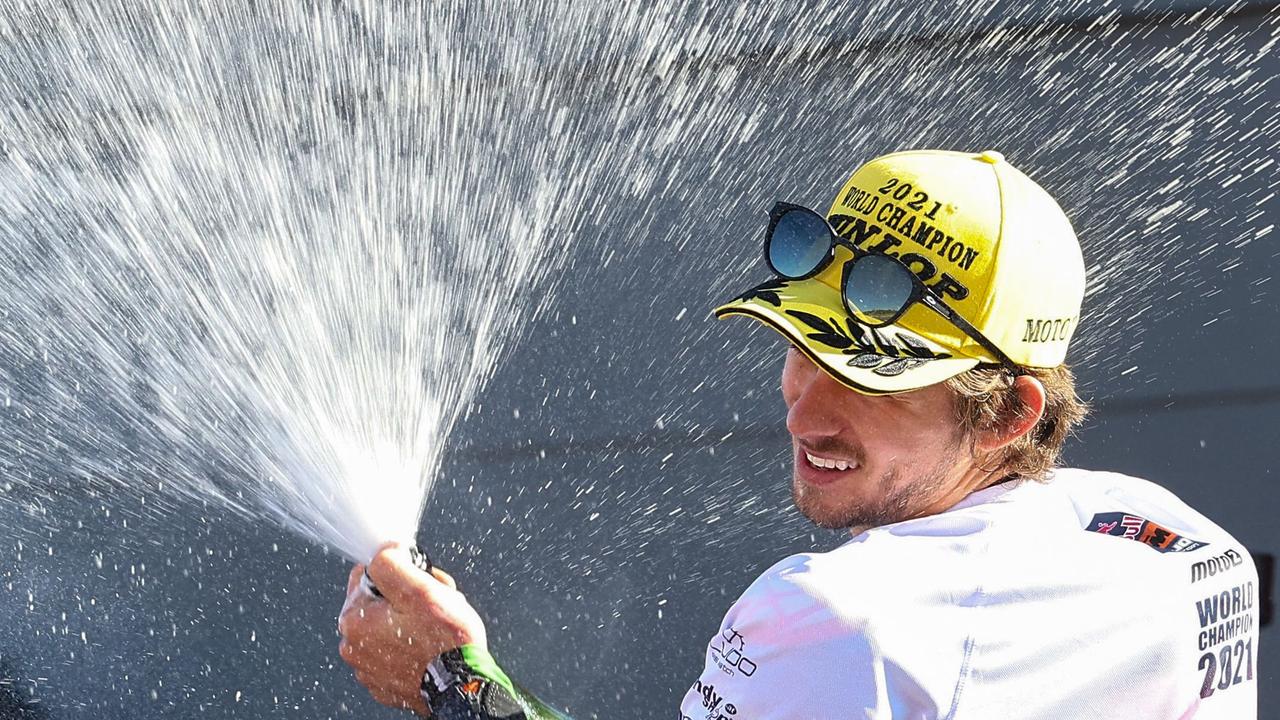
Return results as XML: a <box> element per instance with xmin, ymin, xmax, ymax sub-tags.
<box><xmin>792</xmin><ymin>441</ymin><xmax>964</xmax><ymax>532</ymax></box>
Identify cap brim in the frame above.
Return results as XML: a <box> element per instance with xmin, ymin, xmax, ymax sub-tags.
<box><xmin>715</xmin><ymin>277</ymin><xmax>979</xmax><ymax>395</ymax></box>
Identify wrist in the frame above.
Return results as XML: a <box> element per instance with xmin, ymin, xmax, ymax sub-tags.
<box><xmin>421</xmin><ymin>644</ymin><xmax>524</xmax><ymax>719</ymax></box>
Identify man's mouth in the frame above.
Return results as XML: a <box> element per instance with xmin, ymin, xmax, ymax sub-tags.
<box><xmin>804</xmin><ymin>450</ymin><xmax>857</xmax><ymax>472</ymax></box>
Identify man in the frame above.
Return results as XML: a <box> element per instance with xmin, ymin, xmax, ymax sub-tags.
<box><xmin>339</xmin><ymin>149</ymin><xmax>1260</xmax><ymax>718</ymax></box>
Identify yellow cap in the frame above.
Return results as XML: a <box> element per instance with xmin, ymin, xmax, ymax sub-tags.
<box><xmin>715</xmin><ymin>149</ymin><xmax>1086</xmax><ymax>395</ymax></box>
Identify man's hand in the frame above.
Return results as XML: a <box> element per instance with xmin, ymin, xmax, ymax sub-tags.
<box><xmin>338</xmin><ymin>542</ymin><xmax>488</xmax><ymax>716</ymax></box>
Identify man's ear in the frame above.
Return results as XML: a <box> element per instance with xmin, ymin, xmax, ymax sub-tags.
<box><xmin>975</xmin><ymin>375</ymin><xmax>1047</xmax><ymax>452</ymax></box>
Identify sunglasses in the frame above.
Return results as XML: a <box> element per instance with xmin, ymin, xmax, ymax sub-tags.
<box><xmin>763</xmin><ymin>201</ymin><xmax>1022</xmax><ymax>375</ymax></box>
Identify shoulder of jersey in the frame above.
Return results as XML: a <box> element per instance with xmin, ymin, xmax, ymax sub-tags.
<box><xmin>719</xmin><ymin>470</ymin><xmax>1254</xmax><ymax>716</ymax></box>
<box><xmin>1047</xmin><ymin>467</ymin><xmax>1240</xmax><ymax>551</ymax></box>
<box><xmin>742</xmin><ymin>500</ymin><xmax>1006</xmax><ymax>628</ymax></box>
<box><xmin>747</xmin><ymin>468</ymin><xmax>1236</xmax><ymax>619</ymax></box>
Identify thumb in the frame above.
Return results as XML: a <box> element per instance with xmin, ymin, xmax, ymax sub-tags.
<box><xmin>366</xmin><ymin>543</ymin><xmax>437</xmax><ymax>609</ymax></box>
<box><xmin>431</xmin><ymin>567</ymin><xmax>458</xmax><ymax>590</ymax></box>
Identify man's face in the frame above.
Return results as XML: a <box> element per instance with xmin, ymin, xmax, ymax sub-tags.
<box><xmin>781</xmin><ymin>347</ymin><xmax>976</xmax><ymax>531</ymax></box>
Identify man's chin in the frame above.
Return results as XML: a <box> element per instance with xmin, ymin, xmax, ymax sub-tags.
<box><xmin>793</xmin><ymin>479</ymin><xmax>864</xmax><ymax>530</ymax></box>
<box><xmin>802</xmin><ymin>511</ymin><xmax>858</xmax><ymax>531</ymax></box>
<box><xmin>792</xmin><ymin>475</ymin><xmax>907</xmax><ymax>532</ymax></box>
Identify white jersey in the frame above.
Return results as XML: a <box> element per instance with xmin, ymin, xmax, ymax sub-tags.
<box><xmin>680</xmin><ymin>468</ymin><xmax>1258</xmax><ymax>719</ymax></box>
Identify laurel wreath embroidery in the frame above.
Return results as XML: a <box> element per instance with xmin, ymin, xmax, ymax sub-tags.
<box><xmin>735</xmin><ymin>279</ymin><xmax>786</xmax><ymax>307</ymax></box>
<box><xmin>783</xmin><ymin>309</ymin><xmax>952</xmax><ymax>377</ymax></box>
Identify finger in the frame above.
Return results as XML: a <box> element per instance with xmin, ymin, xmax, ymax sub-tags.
<box><xmin>367</xmin><ymin>683</ymin><xmax>422</xmax><ymax>712</ymax></box>
<box><xmin>366</xmin><ymin>544</ymin><xmax>437</xmax><ymax>609</ymax></box>
<box><xmin>337</xmin><ymin>598</ymin><xmax>362</xmax><ymax>636</ymax></box>
<box><xmin>368</xmin><ymin>687</ymin><xmax>401</xmax><ymax>709</ymax></box>
<box><xmin>408</xmin><ymin>696</ymin><xmax>430</xmax><ymax>715</ymax></box>
<box><xmin>346</xmin><ymin>565</ymin><xmax>364</xmax><ymax>596</ymax></box>
<box><xmin>338</xmin><ymin>596</ymin><xmax>382</xmax><ymax>638</ymax></box>
<box><xmin>338</xmin><ymin>637</ymin><xmax>366</xmax><ymax>668</ymax></box>
<box><xmin>337</xmin><ymin>630</ymin><xmax>369</xmax><ymax>664</ymax></box>
<box><xmin>431</xmin><ymin>567</ymin><xmax>457</xmax><ymax>590</ymax></box>
<box><xmin>355</xmin><ymin>669</ymin><xmax>385</xmax><ymax>694</ymax></box>
<box><xmin>359</xmin><ymin>676</ymin><xmax>413</xmax><ymax>706</ymax></box>
<box><xmin>345</xmin><ymin>638</ymin><xmax>406</xmax><ymax>676</ymax></box>
<box><xmin>341</xmin><ymin>564</ymin><xmax>367</xmax><ymax>622</ymax></box>
<box><xmin>347</xmin><ymin>645</ymin><xmax>403</xmax><ymax>677</ymax></box>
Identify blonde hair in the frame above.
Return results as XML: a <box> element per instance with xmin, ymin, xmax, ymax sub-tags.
<box><xmin>947</xmin><ymin>364</ymin><xmax>1088</xmax><ymax>481</ymax></box>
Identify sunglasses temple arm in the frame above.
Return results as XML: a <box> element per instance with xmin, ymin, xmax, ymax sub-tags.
<box><xmin>922</xmin><ymin>295</ymin><xmax>1023</xmax><ymax>375</ymax></box>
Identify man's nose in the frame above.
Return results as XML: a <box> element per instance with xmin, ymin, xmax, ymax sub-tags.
<box><xmin>785</xmin><ymin>365</ymin><xmax>847</xmax><ymax>439</ymax></box>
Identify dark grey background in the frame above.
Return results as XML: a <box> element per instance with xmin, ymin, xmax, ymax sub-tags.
<box><xmin>1</xmin><ymin>1</ymin><xmax>1277</xmax><ymax>718</ymax></box>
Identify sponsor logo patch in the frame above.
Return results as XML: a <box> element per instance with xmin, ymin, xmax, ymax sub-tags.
<box><xmin>1085</xmin><ymin>512</ymin><xmax>1208</xmax><ymax>553</ymax></box>
<box><xmin>710</xmin><ymin>627</ymin><xmax>757</xmax><ymax>678</ymax></box>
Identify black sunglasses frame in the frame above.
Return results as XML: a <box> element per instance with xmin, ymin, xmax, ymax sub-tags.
<box><xmin>764</xmin><ymin>201</ymin><xmax>1024</xmax><ymax>376</ymax></box>
<box><xmin>763</xmin><ymin>202</ymin><xmax>861</xmax><ymax>281</ymax></box>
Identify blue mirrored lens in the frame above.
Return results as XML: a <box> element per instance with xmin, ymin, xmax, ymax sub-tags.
<box><xmin>767</xmin><ymin>209</ymin><xmax>831</xmax><ymax>278</ymax></box>
<box><xmin>844</xmin><ymin>254</ymin><xmax>914</xmax><ymax>326</ymax></box>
